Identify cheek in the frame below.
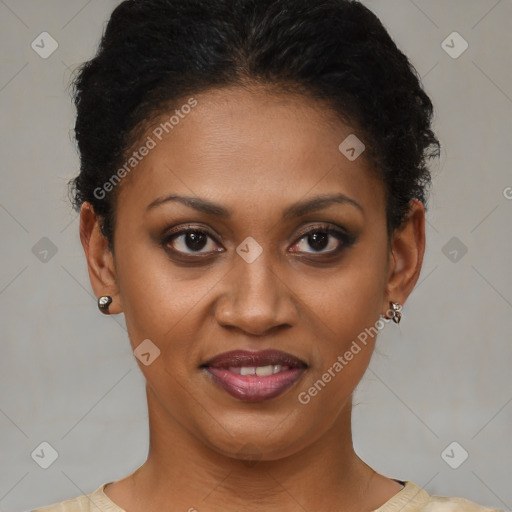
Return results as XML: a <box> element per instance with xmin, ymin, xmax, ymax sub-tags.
<box><xmin>303</xmin><ymin>246</ymin><xmax>387</xmax><ymax>340</ymax></box>
<box><xmin>295</xmin><ymin>242</ymin><xmax>389</xmax><ymax>391</ymax></box>
<box><xmin>114</xmin><ymin>237</ymin><xmax>222</xmax><ymax>363</ymax></box>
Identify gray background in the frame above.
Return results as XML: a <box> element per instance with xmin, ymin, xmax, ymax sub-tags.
<box><xmin>0</xmin><ymin>0</ymin><xmax>511</xmax><ymax>510</ymax></box>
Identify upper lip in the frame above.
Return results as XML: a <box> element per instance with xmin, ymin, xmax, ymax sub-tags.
<box><xmin>202</xmin><ymin>350</ymin><xmax>307</xmax><ymax>369</ymax></box>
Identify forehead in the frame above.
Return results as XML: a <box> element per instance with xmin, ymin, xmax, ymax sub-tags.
<box><xmin>115</xmin><ymin>85</ymin><xmax>385</xmax><ymax>221</ymax></box>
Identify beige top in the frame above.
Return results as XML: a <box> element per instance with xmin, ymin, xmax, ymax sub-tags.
<box><xmin>31</xmin><ymin>480</ymin><xmax>503</xmax><ymax>511</ymax></box>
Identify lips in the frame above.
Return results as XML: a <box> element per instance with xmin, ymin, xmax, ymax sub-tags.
<box><xmin>202</xmin><ymin>350</ymin><xmax>307</xmax><ymax>402</ymax></box>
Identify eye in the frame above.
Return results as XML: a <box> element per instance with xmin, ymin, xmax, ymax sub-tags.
<box><xmin>162</xmin><ymin>226</ymin><xmax>223</xmax><ymax>256</ymax></box>
<box><xmin>290</xmin><ymin>224</ymin><xmax>353</xmax><ymax>255</ymax></box>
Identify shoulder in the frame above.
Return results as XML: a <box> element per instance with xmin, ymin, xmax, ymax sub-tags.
<box><xmin>30</xmin><ymin>482</ymin><xmax>123</xmax><ymax>512</ymax></box>
<box><xmin>31</xmin><ymin>494</ymin><xmax>89</xmax><ymax>512</ymax></box>
<box><xmin>422</xmin><ymin>494</ymin><xmax>502</xmax><ymax>512</ymax></box>
<box><xmin>375</xmin><ymin>481</ymin><xmax>503</xmax><ymax>512</ymax></box>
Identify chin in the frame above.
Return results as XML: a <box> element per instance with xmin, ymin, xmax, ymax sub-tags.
<box><xmin>195</xmin><ymin>411</ymin><xmax>315</xmax><ymax>463</ymax></box>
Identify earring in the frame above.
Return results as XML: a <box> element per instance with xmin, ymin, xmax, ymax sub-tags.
<box><xmin>390</xmin><ymin>301</ymin><xmax>402</xmax><ymax>324</ymax></box>
<box><xmin>98</xmin><ymin>295</ymin><xmax>112</xmax><ymax>314</ymax></box>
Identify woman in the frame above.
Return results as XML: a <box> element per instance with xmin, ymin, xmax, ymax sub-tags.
<box><xmin>33</xmin><ymin>0</ymin><xmax>501</xmax><ymax>510</ymax></box>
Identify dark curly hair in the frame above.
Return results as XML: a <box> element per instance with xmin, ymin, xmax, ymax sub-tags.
<box><xmin>69</xmin><ymin>0</ymin><xmax>440</xmax><ymax>250</ymax></box>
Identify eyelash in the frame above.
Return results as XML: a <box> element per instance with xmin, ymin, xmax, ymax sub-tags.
<box><xmin>160</xmin><ymin>223</ymin><xmax>355</xmax><ymax>260</ymax></box>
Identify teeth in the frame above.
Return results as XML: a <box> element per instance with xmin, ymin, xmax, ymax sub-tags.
<box><xmin>255</xmin><ymin>365</ymin><xmax>274</xmax><ymax>376</ymax></box>
<box><xmin>228</xmin><ymin>365</ymin><xmax>290</xmax><ymax>376</ymax></box>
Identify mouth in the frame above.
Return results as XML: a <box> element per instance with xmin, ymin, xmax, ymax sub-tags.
<box><xmin>201</xmin><ymin>350</ymin><xmax>307</xmax><ymax>402</ymax></box>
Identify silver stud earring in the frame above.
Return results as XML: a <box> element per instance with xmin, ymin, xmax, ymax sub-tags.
<box><xmin>98</xmin><ymin>295</ymin><xmax>112</xmax><ymax>314</ymax></box>
<box><xmin>390</xmin><ymin>301</ymin><xmax>402</xmax><ymax>324</ymax></box>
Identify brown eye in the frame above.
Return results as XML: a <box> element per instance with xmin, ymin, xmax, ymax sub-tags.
<box><xmin>290</xmin><ymin>225</ymin><xmax>353</xmax><ymax>255</ymax></box>
<box><xmin>163</xmin><ymin>229</ymin><xmax>222</xmax><ymax>255</ymax></box>
<box><xmin>305</xmin><ymin>231</ymin><xmax>330</xmax><ymax>252</ymax></box>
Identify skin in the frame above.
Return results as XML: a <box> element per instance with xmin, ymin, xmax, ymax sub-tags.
<box><xmin>80</xmin><ymin>84</ymin><xmax>425</xmax><ymax>512</ymax></box>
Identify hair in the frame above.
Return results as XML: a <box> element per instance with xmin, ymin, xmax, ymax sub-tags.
<box><xmin>69</xmin><ymin>0</ymin><xmax>440</xmax><ymax>250</ymax></box>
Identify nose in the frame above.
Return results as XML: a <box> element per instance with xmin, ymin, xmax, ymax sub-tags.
<box><xmin>214</xmin><ymin>250</ymin><xmax>298</xmax><ymax>337</ymax></box>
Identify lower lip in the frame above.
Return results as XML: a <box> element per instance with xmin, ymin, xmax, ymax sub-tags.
<box><xmin>205</xmin><ymin>367</ymin><xmax>305</xmax><ymax>402</ymax></box>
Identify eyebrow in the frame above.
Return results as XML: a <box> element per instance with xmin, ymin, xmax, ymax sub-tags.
<box><xmin>145</xmin><ymin>192</ymin><xmax>363</xmax><ymax>218</ymax></box>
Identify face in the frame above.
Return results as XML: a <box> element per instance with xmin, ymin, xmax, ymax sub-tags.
<box><xmin>84</xmin><ymin>85</ymin><xmax>417</xmax><ymax>462</ymax></box>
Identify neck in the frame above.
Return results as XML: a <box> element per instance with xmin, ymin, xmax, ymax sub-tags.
<box><xmin>117</xmin><ymin>385</ymin><xmax>377</xmax><ymax>512</ymax></box>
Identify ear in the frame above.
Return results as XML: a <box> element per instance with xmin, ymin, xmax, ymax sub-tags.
<box><xmin>382</xmin><ymin>198</ymin><xmax>426</xmax><ymax>317</ymax></box>
<box><xmin>79</xmin><ymin>202</ymin><xmax>122</xmax><ymax>314</ymax></box>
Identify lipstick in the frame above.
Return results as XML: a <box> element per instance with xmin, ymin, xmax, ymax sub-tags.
<box><xmin>202</xmin><ymin>350</ymin><xmax>307</xmax><ymax>402</ymax></box>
